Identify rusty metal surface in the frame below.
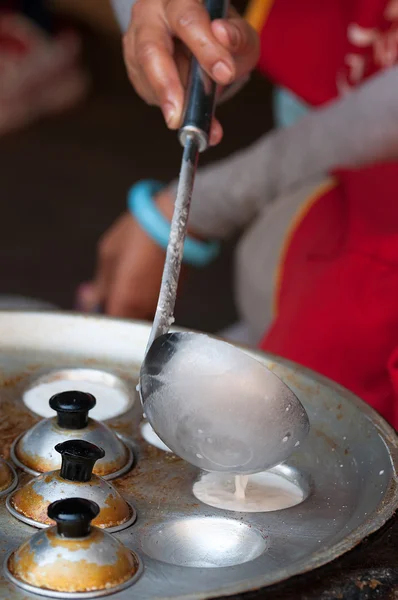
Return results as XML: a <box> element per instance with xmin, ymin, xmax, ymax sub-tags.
<box><xmin>0</xmin><ymin>466</ymin><xmax>13</xmax><ymax>494</ymax></box>
<box><xmin>5</xmin><ymin>525</ymin><xmax>142</xmax><ymax>597</ymax></box>
<box><xmin>12</xmin><ymin>420</ymin><xmax>133</xmax><ymax>479</ymax></box>
<box><xmin>0</xmin><ymin>313</ymin><xmax>396</xmax><ymax>600</ymax></box>
<box><xmin>0</xmin><ymin>461</ymin><xmax>17</xmax><ymax>497</ymax></box>
<box><xmin>7</xmin><ymin>470</ymin><xmax>136</xmax><ymax>532</ymax></box>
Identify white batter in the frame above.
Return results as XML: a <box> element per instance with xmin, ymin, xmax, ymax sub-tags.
<box><xmin>23</xmin><ymin>380</ymin><xmax>131</xmax><ymax>421</ymax></box>
<box><xmin>141</xmin><ymin>422</ymin><xmax>172</xmax><ymax>452</ymax></box>
<box><xmin>193</xmin><ymin>470</ymin><xmax>304</xmax><ymax>512</ymax></box>
<box><xmin>234</xmin><ymin>475</ymin><xmax>249</xmax><ymax>500</ymax></box>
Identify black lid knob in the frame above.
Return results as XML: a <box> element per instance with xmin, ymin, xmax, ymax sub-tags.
<box><xmin>55</xmin><ymin>440</ymin><xmax>105</xmax><ymax>482</ymax></box>
<box><xmin>48</xmin><ymin>498</ymin><xmax>99</xmax><ymax>538</ymax></box>
<box><xmin>49</xmin><ymin>391</ymin><xmax>96</xmax><ymax>429</ymax></box>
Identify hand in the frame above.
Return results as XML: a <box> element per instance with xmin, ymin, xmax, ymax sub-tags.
<box><xmin>123</xmin><ymin>0</ymin><xmax>259</xmax><ymax>145</ymax></box>
<box><xmin>77</xmin><ymin>192</ymin><xmax>176</xmax><ymax>319</ymax></box>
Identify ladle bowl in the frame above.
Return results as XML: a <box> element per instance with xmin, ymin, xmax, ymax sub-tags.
<box><xmin>140</xmin><ymin>332</ymin><xmax>310</xmax><ymax>473</ymax></box>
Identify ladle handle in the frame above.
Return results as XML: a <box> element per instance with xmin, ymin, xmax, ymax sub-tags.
<box><xmin>179</xmin><ymin>0</ymin><xmax>229</xmax><ymax>152</ymax></box>
<box><xmin>55</xmin><ymin>439</ymin><xmax>105</xmax><ymax>482</ymax></box>
<box><xmin>48</xmin><ymin>498</ymin><xmax>99</xmax><ymax>538</ymax></box>
<box><xmin>145</xmin><ymin>0</ymin><xmax>228</xmax><ymax>353</ymax></box>
<box><xmin>50</xmin><ymin>391</ymin><xmax>96</xmax><ymax>430</ymax></box>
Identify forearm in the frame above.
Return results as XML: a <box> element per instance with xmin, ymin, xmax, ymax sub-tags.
<box><xmin>172</xmin><ymin>66</ymin><xmax>398</xmax><ymax>239</ymax></box>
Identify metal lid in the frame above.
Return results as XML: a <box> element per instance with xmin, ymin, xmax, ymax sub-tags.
<box><xmin>11</xmin><ymin>391</ymin><xmax>134</xmax><ymax>480</ymax></box>
<box><xmin>7</xmin><ymin>440</ymin><xmax>136</xmax><ymax>532</ymax></box>
<box><xmin>4</xmin><ymin>498</ymin><xmax>143</xmax><ymax>598</ymax></box>
<box><xmin>0</xmin><ymin>458</ymin><xmax>17</xmax><ymax>498</ymax></box>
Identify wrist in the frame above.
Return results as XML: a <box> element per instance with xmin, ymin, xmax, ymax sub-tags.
<box><xmin>155</xmin><ymin>191</ymin><xmax>205</xmax><ymax>241</ymax></box>
<box><xmin>154</xmin><ymin>190</ymin><xmax>174</xmax><ymax>221</ymax></box>
<box><xmin>127</xmin><ymin>180</ymin><xmax>220</xmax><ymax>267</ymax></box>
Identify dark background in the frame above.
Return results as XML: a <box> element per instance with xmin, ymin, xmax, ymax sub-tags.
<box><xmin>0</xmin><ymin>0</ymin><xmax>273</xmax><ymax>332</ymax></box>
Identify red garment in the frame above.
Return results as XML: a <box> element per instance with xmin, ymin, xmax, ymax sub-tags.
<box><xmin>255</xmin><ymin>1</ymin><xmax>398</xmax><ymax>427</ymax></box>
<box><xmin>257</xmin><ymin>0</ymin><xmax>398</xmax><ymax>104</ymax></box>
<box><xmin>260</xmin><ymin>165</ymin><xmax>398</xmax><ymax>428</ymax></box>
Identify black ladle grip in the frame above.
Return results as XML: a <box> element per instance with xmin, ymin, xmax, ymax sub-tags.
<box><xmin>48</xmin><ymin>498</ymin><xmax>99</xmax><ymax>538</ymax></box>
<box><xmin>179</xmin><ymin>0</ymin><xmax>229</xmax><ymax>152</ymax></box>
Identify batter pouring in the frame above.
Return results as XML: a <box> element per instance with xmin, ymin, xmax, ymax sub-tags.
<box><xmin>235</xmin><ymin>475</ymin><xmax>249</xmax><ymax>500</ymax></box>
<box><xmin>193</xmin><ymin>470</ymin><xmax>305</xmax><ymax>513</ymax></box>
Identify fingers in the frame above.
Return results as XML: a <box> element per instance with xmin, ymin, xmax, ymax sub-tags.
<box><xmin>122</xmin><ymin>0</ymin><xmax>259</xmax><ymax>146</ymax></box>
<box><xmin>123</xmin><ymin>0</ymin><xmax>184</xmax><ymax>129</ymax></box>
<box><xmin>209</xmin><ymin>118</ymin><xmax>223</xmax><ymax>146</ymax></box>
<box><xmin>76</xmin><ymin>282</ymin><xmax>100</xmax><ymax>313</ymax></box>
<box><xmin>123</xmin><ymin>2</ymin><xmax>185</xmax><ymax>127</ymax></box>
<box><xmin>77</xmin><ymin>215</ymin><xmax>131</xmax><ymax>313</ymax></box>
<box><xmin>81</xmin><ymin>212</ymin><xmax>166</xmax><ymax>319</ymax></box>
<box><xmin>105</xmin><ymin>233</ymin><xmax>164</xmax><ymax>319</ymax></box>
<box><xmin>123</xmin><ymin>0</ymin><xmax>238</xmax><ymax>128</ymax></box>
<box><xmin>211</xmin><ymin>15</ymin><xmax>260</xmax><ymax>79</ymax></box>
<box><xmin>167</xmin><ymin>0</ymin><xmax>236</xmax><ymax>84</ymax></box>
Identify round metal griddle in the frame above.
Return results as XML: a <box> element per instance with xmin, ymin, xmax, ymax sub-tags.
<box><xmin>0</xmin><ymin>312</ymin><xmax>396</xmax><ymax>600</ymax></box>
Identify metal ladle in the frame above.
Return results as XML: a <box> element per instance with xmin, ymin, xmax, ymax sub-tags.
<box><xmin>139</xmin><ymin>0</ymin><xmax>309</xmax><ymax>474</ymax></box>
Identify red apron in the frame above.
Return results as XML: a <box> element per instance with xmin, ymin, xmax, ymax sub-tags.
<box><xmin>250</xmin><ymin>0</ymin><xmax>398</xmax><ymax>427</ymax></box>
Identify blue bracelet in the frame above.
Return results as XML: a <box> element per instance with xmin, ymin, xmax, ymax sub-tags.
<box><xmin>127</xmin><ymin>180</ymin><xmax>220</xmax><ymax>267</ymax></box>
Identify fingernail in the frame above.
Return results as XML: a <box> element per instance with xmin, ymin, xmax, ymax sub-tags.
<box><xmin>212</xmin><ymin>61</ymin><xmax>233</xmax><ymax>84</ymax></box>
<box><xmin>209</xmin><ymin>128</ymin><xmax>219</xmax><ymax>146</ymax></box>
<box><xmin>223</xmin><ymin>22</ymin><xmax>240</xmax><ymax>48</ymax></box>
<box><xmin>162</xmin><ymin>102</ymin><xmax>177</xmax><ymax>128</ymax></box>
<box><xmin>209</xmin><ymin>121</ymin><xmax>223</xmax><ymax>146</ymax></box>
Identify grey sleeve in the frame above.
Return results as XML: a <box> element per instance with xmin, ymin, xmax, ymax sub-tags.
<box><xmin>169</xmin><ymin>66</ymin><xmax>398</xmax><ymax>238</ymax></box>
